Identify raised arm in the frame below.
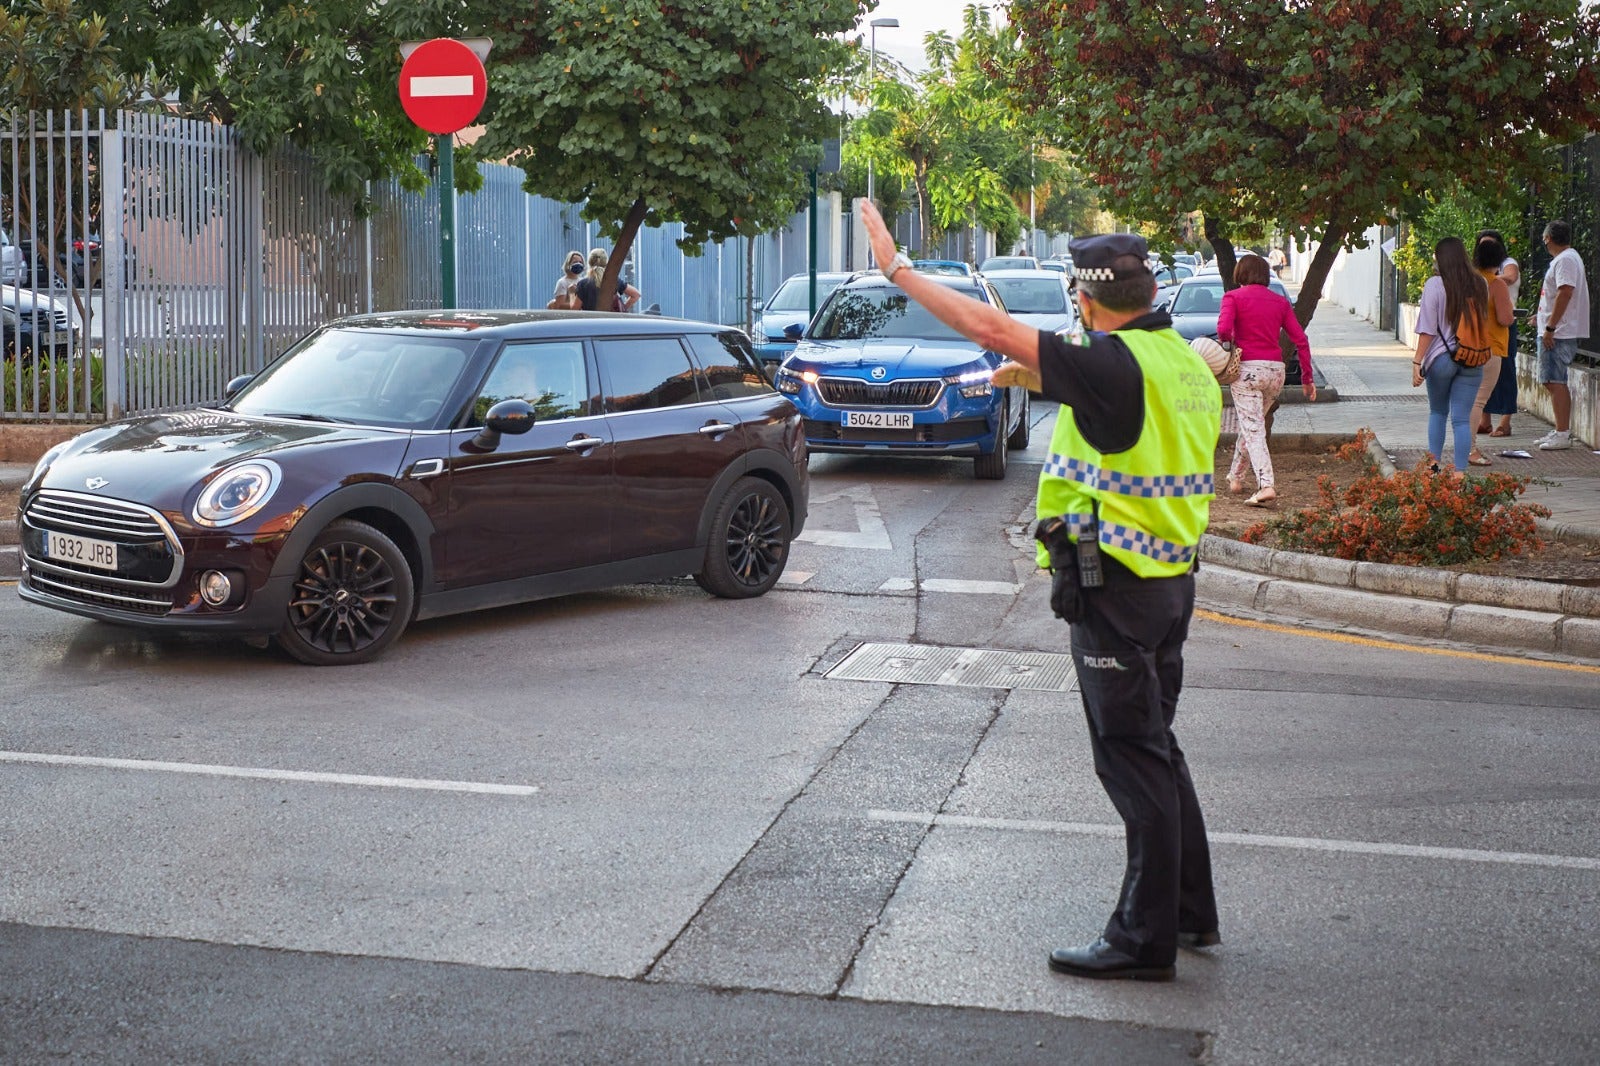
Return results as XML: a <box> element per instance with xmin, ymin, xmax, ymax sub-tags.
<box><xmin>859</xmin><ymin>200</ymin><xmax>1041</xmax><ymax>370</ymax></box>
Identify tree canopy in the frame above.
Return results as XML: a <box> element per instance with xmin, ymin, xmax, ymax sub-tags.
<box><xmin>474</xmin><ymin>0</ymin><xmax>865</xmax><ymax>302</ymax></box>
<box><xmin>1007</xmin><ymin>0</ymin><xmax>1600</xmax><ymax>322</ymax></box>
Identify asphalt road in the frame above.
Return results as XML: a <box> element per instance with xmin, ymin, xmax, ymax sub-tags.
<box><xmin>3</xmin><ymin>409</ymin><xmax>1598</xmax><ymax>1064</ymax></box>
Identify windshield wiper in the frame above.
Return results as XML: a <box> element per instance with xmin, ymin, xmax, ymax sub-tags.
<box><xmin>261</xmin><ymin>412</ymin><xmax>350</xmax><ymax>424</ymax></box>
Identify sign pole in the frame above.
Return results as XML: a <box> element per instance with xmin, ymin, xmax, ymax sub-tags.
<box><xmin>808</xmin><ymin>167</ymin><xmax>818</xmax><ymax>322</ymax></box>
<box><xmin>439</xmin><ymin>135</ymin><xmax>456</xmax><ymax>310</ymax></box>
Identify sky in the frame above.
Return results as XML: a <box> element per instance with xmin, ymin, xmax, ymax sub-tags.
<box><xmin>857</xmin><ymin>0</ymin><xmax>1008</xmax><ymax>73</ymax></box>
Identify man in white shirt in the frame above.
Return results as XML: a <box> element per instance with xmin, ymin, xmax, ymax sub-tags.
<box><xmin>1535</xmin><ymin>219</ymin><xmax>1589</xmax><ymax>450</ymax></box>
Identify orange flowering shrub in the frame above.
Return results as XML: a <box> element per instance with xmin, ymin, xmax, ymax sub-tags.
<box><xmin>1238</xmin><ymin>429</ymin><xmax>1551</xmax><ymax>566</ymax></box>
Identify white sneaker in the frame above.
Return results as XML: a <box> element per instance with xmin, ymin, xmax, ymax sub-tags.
<box><xmin>1534</xmin><ymin>429</ymin><xmax>1559</xmax><ymax>445</ymax></box>
<box><xmin>1539</xmin><ymin>431</ymin><xmax>1572</xmax><ymax>450</ymax></box>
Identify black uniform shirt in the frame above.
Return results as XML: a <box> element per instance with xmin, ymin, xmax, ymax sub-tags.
<box><xmin>1036</xmin><ymin>310</ymin><xmax>1173</xmax><ymax>455</ymax></box>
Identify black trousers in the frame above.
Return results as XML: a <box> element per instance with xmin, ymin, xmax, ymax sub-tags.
<box><xmin>1069</xmin><ymin>561</ymin><xmax>1217</xmax><ymax>966</ymax></box>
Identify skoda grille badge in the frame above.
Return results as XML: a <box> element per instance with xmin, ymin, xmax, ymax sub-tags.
<box><xmin>870</xmin><ymin>366</ymin><xmax>887</xmax><ymax>380</ymax></box>
<box><xmin>85</xmin><ymin>477</ymin><xmax>109</xmax><ymax>490</ymax></box>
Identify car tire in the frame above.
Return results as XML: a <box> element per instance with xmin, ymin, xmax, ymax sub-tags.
<box><xmin>1006</xmin><ymin>390</ymin><xmax>1031</xmax><ymax>451</ymax></box>
<box><xmin>274</xmin><ymin>519</ymin><xmax>415</xmax><ymax>666</ymax></box>
<box><xmin>974</xmin><ymin>400</ymin><xmax>1009</xmax><ymax>480</ymax></box>
<box><xmin>693</xmin><ymin>477</ymin><xmax>791</xmax><ymax>599</ymax></box>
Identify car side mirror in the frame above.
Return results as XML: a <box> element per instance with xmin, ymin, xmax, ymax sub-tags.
<box><xmin>223</xmin><ymin>373</ymin><xmax>253</xmax><ymax>401</ymax></box>
<box><xmin>468</xmin><ymin>399</ymin><xmax>535</xmax><ymax>453</ymax></box>
<box><xmin>783</xmin><ymin>323</ymin><xmax>803</xmax><ymax>340</ymax></box>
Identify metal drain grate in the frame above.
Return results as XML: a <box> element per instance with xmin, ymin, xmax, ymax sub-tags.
<box><xmin>825</xmin><ymin>642</ymin><xmax>1076</xmax><ymax>692</ymax></box>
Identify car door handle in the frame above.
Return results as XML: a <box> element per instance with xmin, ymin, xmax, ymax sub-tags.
<box><xmin>698</xmin><ymin>422</ymin><xmax>736</xmax><ymax>436</ymax></box>
<box><xmin>564</xmin><ymin>435</ymin><xmax>604</xmax><ymax>452</ymax></box>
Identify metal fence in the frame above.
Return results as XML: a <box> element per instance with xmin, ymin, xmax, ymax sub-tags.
<box><xmin>3</xmin><ymin>110</ymin><xmax>1030</xmax><ymax>421</ymax></box>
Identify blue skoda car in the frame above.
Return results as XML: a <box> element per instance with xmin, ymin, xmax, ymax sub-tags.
<box><xmin>773</xmin><ymin>273</ymin><xmax>1030</xmax><ymax>479</ymax></box>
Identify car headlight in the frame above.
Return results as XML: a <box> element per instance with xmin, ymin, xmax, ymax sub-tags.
<box><xmin>944</xmin><ymin>366</ymin><xmax>993</xmax><ymax>398</ymax></box>
<box><xmin>774</xmin><ymin>368</ymin><xmax>817</xmax><ymax>396</ymax></box>
<box><xmin>192</xmin><ymin>460</ymin><xmax>281</xmax><ymax>527</ymax></box>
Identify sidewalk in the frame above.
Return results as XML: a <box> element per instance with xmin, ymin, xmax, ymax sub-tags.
<box><xmin>1199</xmin><ymin>301</ymin><xmax>1600</xmax><ymax>661</ymax></box>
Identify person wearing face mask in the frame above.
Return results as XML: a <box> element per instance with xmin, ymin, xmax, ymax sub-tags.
<box><xmin>548</xmin><ymin>250</ymin><xmax>586</xmax><ymax>310</ymax></box>
<box><xmin>859</xmin><ymin>199</ymin><xmax>1221</xmax><ymax>984</ymax></box>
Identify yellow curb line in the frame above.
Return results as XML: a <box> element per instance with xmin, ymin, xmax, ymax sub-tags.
<box><xmin>1193</xmin><ymin>608</ymin><xmax>1600</xmax><ymax>675</ymax></box>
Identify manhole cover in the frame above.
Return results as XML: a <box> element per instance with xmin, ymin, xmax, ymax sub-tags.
<box><xmin>825</xmin><ymin>642</ymin><xmax>1076</xmax><ymax>692</ymax></box>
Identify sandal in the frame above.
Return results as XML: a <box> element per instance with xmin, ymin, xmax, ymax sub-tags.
<box><xmin>1489</xmin><ymin>425</ymin><xmax>1511</xmax><ymax>437</ymax></box>
<box><xmin>1244</xmin><ymin>491</ymin><xmax>1277</xmax><ymax>508</ymax></box>
<box><xmin>1468</xmin><ymin>451</ymin><xmax>1493</xmax><ymax>467</ymax></box>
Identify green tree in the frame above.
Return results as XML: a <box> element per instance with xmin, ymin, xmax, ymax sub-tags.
<box><xmin>852</xmin><ymin>6</ymin><xmax>1028</xmax><ymax>258</ymax></box>
<box><xmin>1007</xmin><ymin>0</ymin><xmax>1600</xmax><ymax>325</ymax></box>
<box><xmin>83</xmin><ymin>0</ymin><xmax>466</xmax><ymax>198</ymax></box>
<box><xmin>474</xmin><ymin>0</ymin><xmax>865</xmax><ymax>305</ymax></box>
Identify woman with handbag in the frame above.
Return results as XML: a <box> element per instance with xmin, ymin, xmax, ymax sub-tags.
<box><xmin>1411</xmin><ymin>237</ymin><xmax>1490</xmax><ymax>473</ymax></box>
<box><xmin>1217</xmin><ymin>254</ymin><xmax>1315</xmax><ymax>507</ymax></box>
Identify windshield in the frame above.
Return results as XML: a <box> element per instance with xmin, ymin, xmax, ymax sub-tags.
<box><xmin>812</xmin><ymin>287</ymin><xmax>972</xmax><ymax>341</ymax></box>
<box><xmin>1170</xmin><ymin>282</ymin><xmax>1224</xmax><ymax>315</ymax></box>
<box><xmin>989</xmin><ymin>277</ymin><xmax>1069</xmax><ymax>314</ymax></box>
<box><xmin>766</xmin><ymin>276</ymin><xmax>844</xmax><ymax>313</ymax></box>
<box><xmin>230</xmin><ymin>328</ymin><xmax>478</xmax><ymax>428</ymax></box>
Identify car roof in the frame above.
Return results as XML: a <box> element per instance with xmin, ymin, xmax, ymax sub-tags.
<box><xmin>983</xmin><ymin>269</ymin><xmax>1070</xmax><ymax>281</ymax></box>
<box><xmin>328</xmin><ymin>309</ymin><xmax>736</xmax><ymax>337</ymax></box>
<box><xmin>839</xmin><ymin>273</ymin><xmax>985</xmax><ymax>292</ymax></box>
<box><xmin>781</xmin><ymin>271</ymin><xmax>854</xmax><ymax>283</ymax></box>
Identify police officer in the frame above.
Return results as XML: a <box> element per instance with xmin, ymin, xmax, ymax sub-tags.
<box><xmin>859</xmin><ymin>202</ymin><xmax>1221</xmax><ymax>982</ymax></box>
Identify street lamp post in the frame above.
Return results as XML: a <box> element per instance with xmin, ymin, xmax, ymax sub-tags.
<box><xmin>865</xmin><ymin>17</ymin><xmax>898</xmax><ymax>205</ymax></box>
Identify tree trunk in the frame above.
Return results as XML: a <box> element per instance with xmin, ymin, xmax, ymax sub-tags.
<box><xmin>1293</xmin><ymin>221</ymin><xmax>1349</xmax><ymax>328</ymax></box>
<box><xmin>600</xmin><ymin>197</ymin><xmax>650</xmax><ymax>311</ymax></box>
<box><xmin>1205</xmin><ymin>216</ymin><xmax>1238</xmax><ymax>290</ymax></box>
<box><xmin>915</xmin><ymin>170</ymin><xmax>934</xmax><ymax>258</ymax></box>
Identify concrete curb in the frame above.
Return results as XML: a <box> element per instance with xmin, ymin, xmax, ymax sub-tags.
<box><xmin>0</xmin><ymin>518</ymin><xmax>15</xmax><ymax>546</ymax></box>
<box><xmin>0</xmin><ymin>546</ymin><xmax>17</xmax><ymax>579</ymax></box>
<box><xmin>1198</xmin><ymin>535</ymin><xmax>1600</xmax><ymax>660</ymax></box>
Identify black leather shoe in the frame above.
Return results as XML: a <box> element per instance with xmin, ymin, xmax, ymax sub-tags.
<box><xmin>1178</xmin><ymin>930</ymin><xmax>1221</xmax><ymax>949</ymax></box>
<box><xmin>1047</xmin><ymin>938</ymin><xmax>1175</xmax><ymax>981</ymax></box>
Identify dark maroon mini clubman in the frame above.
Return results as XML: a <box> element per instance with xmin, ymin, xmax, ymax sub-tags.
<box><xmin>17</xmin><ymin>311</ymin><xmax>808</xmax><ymax>664</ymax></box>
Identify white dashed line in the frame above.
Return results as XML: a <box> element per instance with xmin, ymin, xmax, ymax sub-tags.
<box><xmin>867</xmin><ymin>810</ymin><xmax>1600</xmax><ymax>871</ymax></box>
<box><xmin>876</xmin><ymin>578</ymin><xmax>1021</xmax><ymax>594</ymax></box>
<box><xmin>0</xmin><ymin>750</ymin><xmax>538</xmax><ymax>796</ymax></box>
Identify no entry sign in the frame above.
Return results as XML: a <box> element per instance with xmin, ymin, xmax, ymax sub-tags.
<box><xmin>399</xmin><ymin>38</ymin><xmax>487</xmax><ymax>135</ymax></box>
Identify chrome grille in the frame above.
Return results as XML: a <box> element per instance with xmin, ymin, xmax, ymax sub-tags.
<box><xmin>27</xmin><ymin>491</ymin><xmax>169</xmax><ymax>540</ymax></box>
<box><xmin>24</xmin><ymin>570</ymin><xmax>173</xmax><ymax>615</ymax></box>
<box><xmin>21</xmin><ymin>490</ymin><xmax>183</xmax><ymax>613</ymax></box>
<box><xmin>817</xmin><ymin>377</ymin><xmax>943</xmax><ymax>408</ymax></box>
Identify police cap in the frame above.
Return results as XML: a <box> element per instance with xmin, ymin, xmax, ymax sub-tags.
<box><xmin>1068</xmin><ymin>233</ymin><xmax>1153</xmax><ymax>283</ymax></box>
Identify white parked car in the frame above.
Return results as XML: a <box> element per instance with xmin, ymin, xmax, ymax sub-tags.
<box><xmin>1</xmin><ymin>229</ymin><xmax>24</xmax><ymax>284</ymax></box>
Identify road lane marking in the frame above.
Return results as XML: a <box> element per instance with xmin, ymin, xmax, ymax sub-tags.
<box><xmin>776</xmin><ymin>570</ymin><xmax>814</xmax><ymax>586</ymax></box>
<box><xmin>0</xmin><ymin>750</ymin><xmax>538</xmax><ymax>796</ymax></box>
<box><xmin>1193</xmin><ymin>608</ymin><xmax>1600</xmax><ymax>675</ymax></box>
<box><xmin>795</xmin><ymin>484</ymin><xmax>892</xmax><ymax>550</ymax></box>
<box><xmin>877</xmin><ymin>578</ymin><xmax>1023</xmax><ymax>594</ymax></box>
<box><xmin>868</xmin><ymin>810</ymin><xmax>1600</xmax><ymax>872</ymax></box>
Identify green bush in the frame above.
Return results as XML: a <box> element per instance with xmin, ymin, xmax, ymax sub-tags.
<box><xmin>1240</xmin><ymin>430</ymin><xmax>1550</xmax><ymax>567</ymax></box>
<box><xmin>1395</xmin><ymin>184</ymin><xmax>1525</xmax><ymax>304</ymax></box>
<box><xmin>2</xmin><ymin>353</ymin><xmax>105</xmax><ymax>415</ymax></box>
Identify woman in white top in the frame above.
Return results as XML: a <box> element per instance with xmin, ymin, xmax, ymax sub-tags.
<box><xmin>548</xmin><ymin>250</ymin><xmax>585</xmax><ymax>310</ymax></box>
<box><xmin>1478</xmin><ymin>229</ymin><xmax>1521</xmax><ymax>437</ymax></box>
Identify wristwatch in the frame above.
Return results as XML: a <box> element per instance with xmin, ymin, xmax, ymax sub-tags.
<box><xmin>883</xmin><ymin>252</ymin><xmax>913</xmax><ymax>281</ymax></box>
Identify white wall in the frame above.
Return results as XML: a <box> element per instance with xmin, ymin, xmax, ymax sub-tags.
<box><xmin>1292</xmin><ymin>225</ymin><xmax>1385</xmax><ymax>322</ymax></box>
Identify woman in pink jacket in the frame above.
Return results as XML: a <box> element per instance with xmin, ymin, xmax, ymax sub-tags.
<box><xmin>1217</xmin><ymin>255</ymin><xmax>1316</xmax><ymax>506</ymax></box>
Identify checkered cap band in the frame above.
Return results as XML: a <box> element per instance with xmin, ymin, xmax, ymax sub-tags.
<box><xmin>1074</xmin><ymin>267</ymin><xmax>1117</xmax><ymax>282</ymax></box>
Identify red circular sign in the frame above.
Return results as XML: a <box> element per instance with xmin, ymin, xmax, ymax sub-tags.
<box><xmin>399</xmin><ymin>39</ymin><xmax>487</xmax><ymax>135</ymax></box>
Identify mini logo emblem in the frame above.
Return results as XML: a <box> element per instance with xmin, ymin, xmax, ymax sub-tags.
<box><xmin>870</xmin><ymin>366</ymin><xmax>887</xmax><ymax>380</ymax></box>
<box><xmin>85</xmin><ymin>477</ymin><xmax>109</xmax><ymax>490</ymax></box>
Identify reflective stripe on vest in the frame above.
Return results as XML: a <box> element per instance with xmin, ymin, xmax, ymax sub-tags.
<box><xmin>1033</xmin><ymin>327</ymin><xmax>1220</xmax><ymax>577</ymax></box>
<box><xmin>1040</xmin><ymin>454</ymin><xmax>1215</xmax><ymax>499</ymax></box>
